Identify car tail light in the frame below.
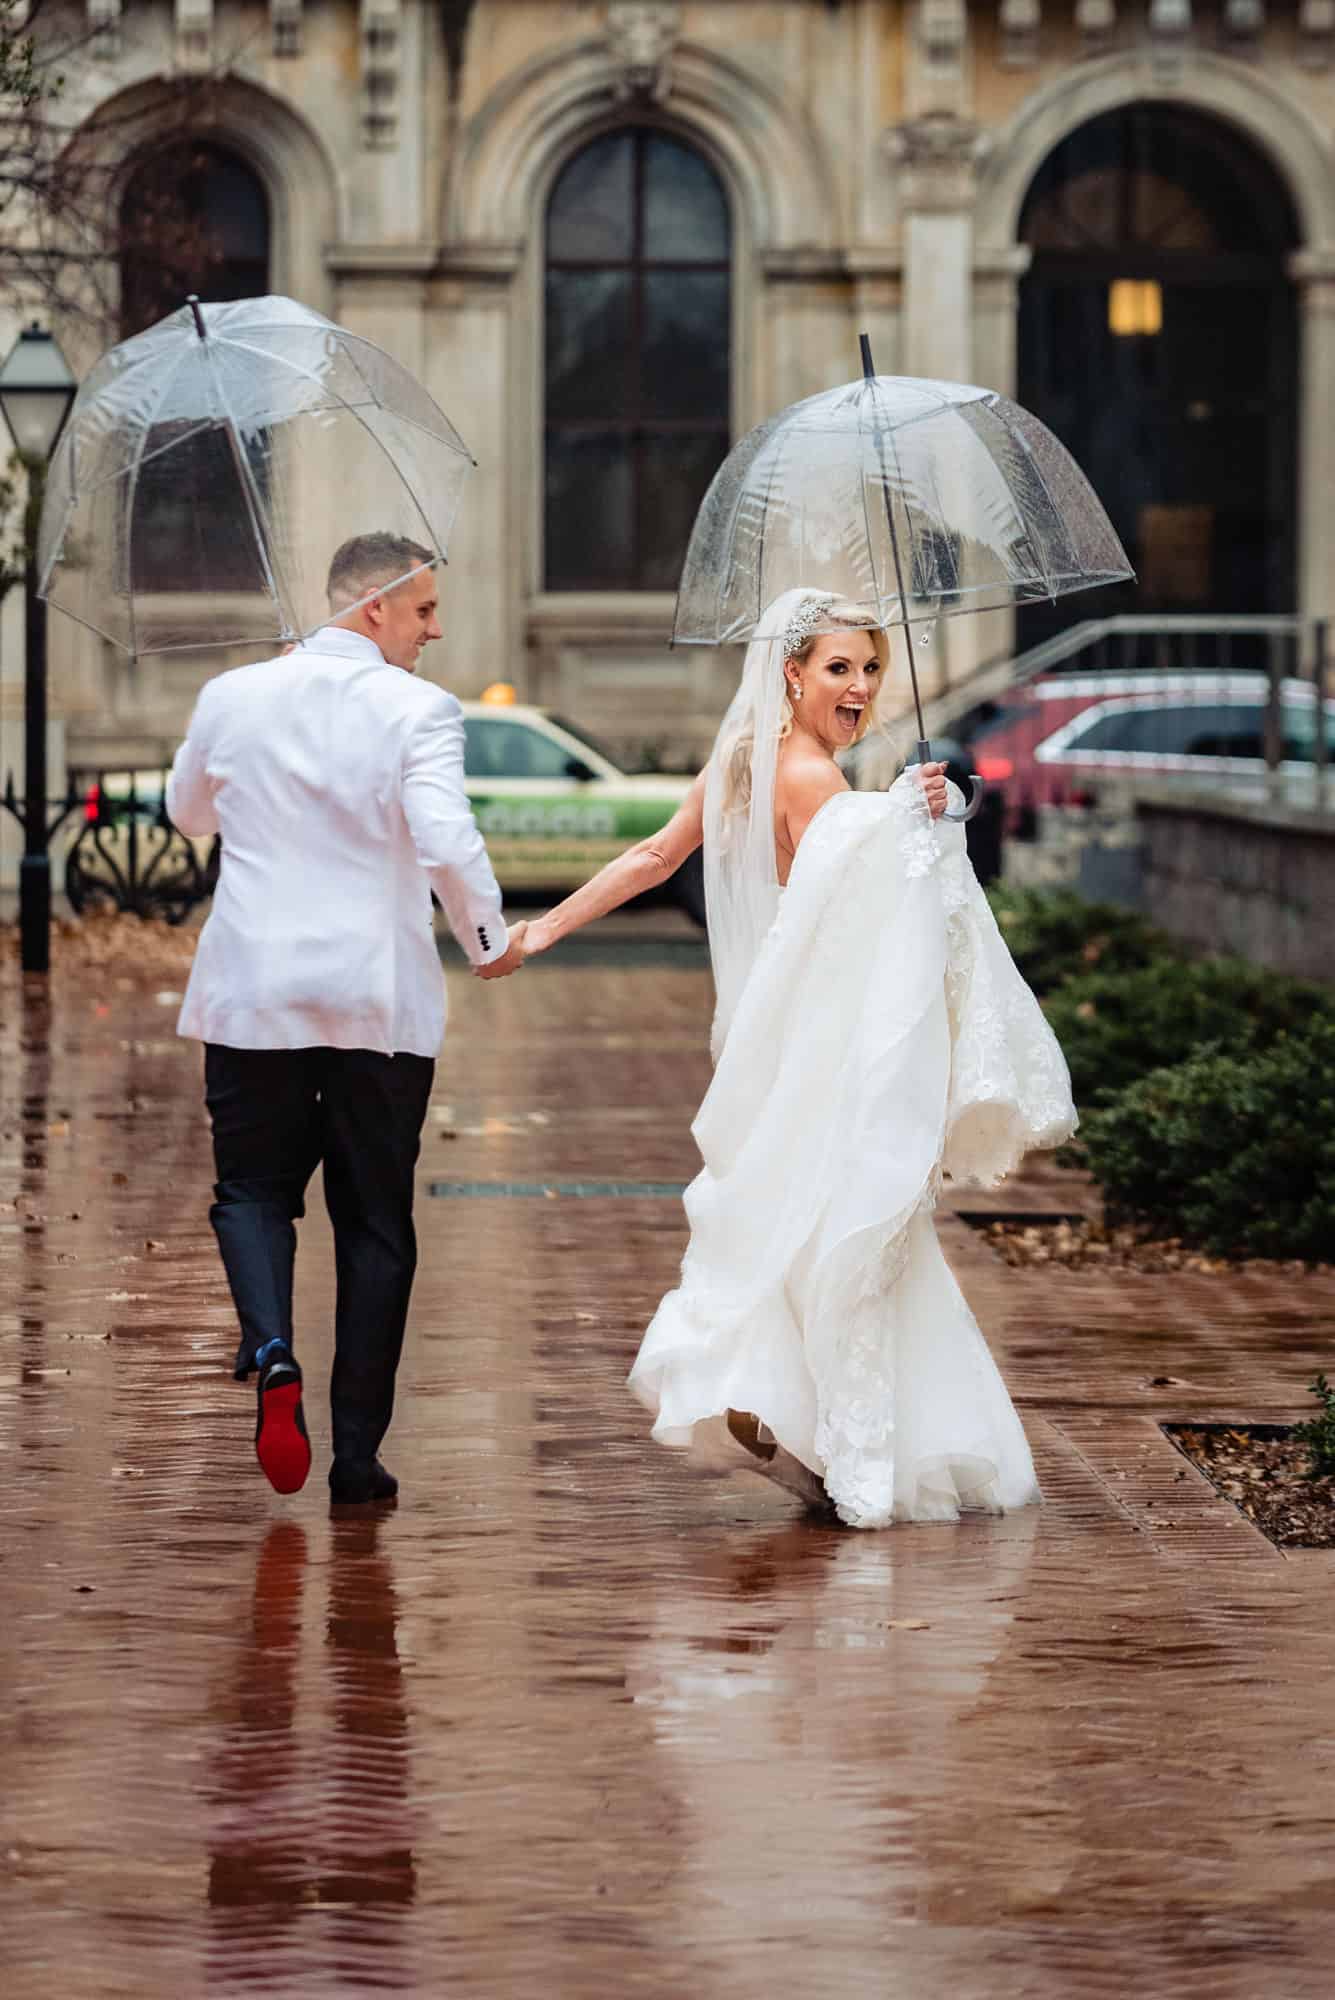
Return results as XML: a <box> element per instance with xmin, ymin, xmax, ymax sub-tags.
<box><xmin>976</xmin><ymin>755</ymin><xmax>1013</xmax><ymax>782</ymax></box>
<box><xmin>84</xmin><ymin>782</ymin><xmax>100</xmax><ymax>823</ymax></box>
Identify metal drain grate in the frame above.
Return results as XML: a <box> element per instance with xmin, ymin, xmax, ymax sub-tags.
<box><xmin>956</xmin><ymin>1210</ymin><xmax>1088</xmax><ymax>1230</ymax></box>
<box><xmin>428</xmin><ymin>1180</ymin><xmax>688</xmax><ymax>1199</ymax></box>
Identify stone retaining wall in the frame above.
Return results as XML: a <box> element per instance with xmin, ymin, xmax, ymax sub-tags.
<box><xmin>1137</xmin><ymin>792</ymin><xmax>1335</xmax><ymax>983</ymax></box>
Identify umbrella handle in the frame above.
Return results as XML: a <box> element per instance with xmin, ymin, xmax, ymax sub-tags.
<box><xmin>914</xmin><ymin>739</ymin><xmax>984</xmax><ymax>823</ymax></box>
<box><xmin>942</xmin><ymin>776</ymin><xmax>985</xmax><ymax>824</ymax></box>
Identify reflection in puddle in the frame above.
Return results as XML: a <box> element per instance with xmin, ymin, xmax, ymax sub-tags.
<box><xmin>206</xmin><ymin>1517</ymin><xmax>417</xmax><ymax>1988</ymax></box>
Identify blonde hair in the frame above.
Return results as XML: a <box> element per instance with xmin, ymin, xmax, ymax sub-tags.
<box><xmin>719</xmin><ymin>599</ymin><xmax>890</xmax><ymax>818</ymax></box>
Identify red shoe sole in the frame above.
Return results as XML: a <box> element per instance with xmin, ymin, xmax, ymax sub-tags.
<box><xmin>256</xmin><ymin>1380</ymin><xmax>312</xmax><ymax>1495</ymax></box>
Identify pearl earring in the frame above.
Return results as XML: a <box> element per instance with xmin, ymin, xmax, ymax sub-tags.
<box><xmin>789</xmin><ymin>681</ymin><xmax>803</xmax><ymax>703</ymax></box>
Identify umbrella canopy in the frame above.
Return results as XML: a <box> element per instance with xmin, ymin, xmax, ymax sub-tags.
<box><xmin>673</xmin><ymin>355</ymin><xmax>1132</xmax><ymax>648</ymax></box>
<box><xmin>38</xmin><ymin>295</ymin><xmax>475</xmax><ymax>658</ymax></box>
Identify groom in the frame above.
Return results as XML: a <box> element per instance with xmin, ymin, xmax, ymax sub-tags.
<box><xmin>167</xmin><ymin>533</ymin><xmax>525</xmax><ymax>1505</ymax></box>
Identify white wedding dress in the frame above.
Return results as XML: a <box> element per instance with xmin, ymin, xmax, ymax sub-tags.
<box><xmin>627</xmin><ymin>591</ymin><xmax>1077</xmax><ymax>1529</ymax></box>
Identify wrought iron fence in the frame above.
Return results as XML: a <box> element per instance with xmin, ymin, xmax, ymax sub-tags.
<box><xmin>2</xmin><ymin>767</ymin><xmax>219</xmax><ymax>924</ymax></box>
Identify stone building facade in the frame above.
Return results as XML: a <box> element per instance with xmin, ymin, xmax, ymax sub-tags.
<box><xmin>6</xmin><ymin>0</ymin><xmax>1335</xmax><ymax>781</ymax></box>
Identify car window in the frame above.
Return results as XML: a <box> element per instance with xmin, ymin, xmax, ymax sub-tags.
<box><xmin>1068</xmin><ymin>703</ymin><xmax>1267</xmax><ymax>758</ymax></box>
<box><xmin>547</xmin><ymin>714</ymin><xmax>623</xmax><ymax>773</ymax></box>
<box><xmin>464</xmin><ymin>718</ymin><xmax>577</xmax><ymax>781</ymax></box>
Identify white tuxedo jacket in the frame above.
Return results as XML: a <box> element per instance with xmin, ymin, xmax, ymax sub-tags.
<box><xmin>167</xmin><ymin>626</ymin><xmax>508</xmax><ymax>1057</ymax></box>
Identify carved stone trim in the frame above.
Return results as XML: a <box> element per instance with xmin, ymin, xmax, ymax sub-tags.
<box><xmin>760</xmin><ymin>248</ymin><xmax>850</xmax><ymax>282</ymax></box>
<box><xmin>360</xmin><ymin>0</ymin><xmax>402</xmax><ymax>151</ymax></box>
<box><xmin>1148</xmin><ymin>0</ymin><xmax>1192</xmax><ymax>42</ymax></box>
<box><xmin>1074</xmin><ymin>0</ymin><xmax>1116</xmax><ymax>58</ymax></box>
<box><xmin>999</xmin><ymin>0</ymin><xmax>1041</xmax><ymax>70</ymax></box>
<box><xmin>87</xmin><ymin>0</ymin><xmax>122</xmax><ymax>60</ymax></box>
<box><xmin>1222</xmin><ymin>0</ymin><xmax>1264</xmax><ymax>47</ymax></box>
<box><xmin>175</xmin><ymin>0</ymin><xmax>212</xmax><ymax>73</ymax></box>
<box><xmin>606</xmin><ymin>2</ymin><xmax>682</xmax><ymax>105</ymax></box>
<box><xmin>918</xmin><ymin>0</ymin><xmax>967</xmax><ymax>75</ymax></box>
<box><xmin>326</xmin><ymin>242</ymin><xmax>441</xmax><ymax>277</ymax></box>
<box><xmin>1299</xmin><ymin>0</ymin><xmax>1335</xmax><ymax>69</ymax></box>
<box><xmin>271</xmin><ymin>0</ymin><xmax>302</xmax><ymax>59</ymax></box>
<box><xmin>886</xmin><ymin>114</ymin><xmax>989</xmax><ymax>213</ymax></box>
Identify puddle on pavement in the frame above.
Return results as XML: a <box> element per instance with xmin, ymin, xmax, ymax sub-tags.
<box><xmin>7</xmin><ymin>929</ymin><xmax>1335</xmax><ymax>1994</ymax></box>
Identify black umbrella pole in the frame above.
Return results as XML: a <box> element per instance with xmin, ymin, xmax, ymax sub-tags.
<box><xmin>859</xmin><ymin>331</ymin><xmax>930</xmax><ymax>754</ymax></box>
<box><xmin>896</xmin><ymin>623</ymin><xmax>930</xmax><ymax>759</ymax></box>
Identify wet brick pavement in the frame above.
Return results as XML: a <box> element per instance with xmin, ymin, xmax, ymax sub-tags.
<box><xmin>4</xmin><ymin>914</ymin><xmax>1335</xmax><ymax>1999</ymax></box>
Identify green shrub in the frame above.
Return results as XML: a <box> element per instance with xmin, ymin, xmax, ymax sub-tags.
<box><xmin>986</xmin><ymin>885</ymin><xmax>1167</xmax><ymax>996</ymax></box>
<box><xmin>1045</xmin><ymin>956</ymin><xmax>1335</xmax><ymax>1106</ymax></box>
<box><xmin>1078</xmin><ymin>1017</ymin><xmax>1335</xmax><ymax>1261</ymax></box>
<box><xmin>1295</xmin><ymin>1375</ymin><xmax>1335</xmax><ymax>1479</ymax></box>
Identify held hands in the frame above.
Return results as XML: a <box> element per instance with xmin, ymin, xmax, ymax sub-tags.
<box><xmin>917</xmin><ymin>761</ymin><xmax>949</xmax><ymax>820</ymax></box>
<box><xmin>474</xmin><ymin>920</ymin><xmax>529</xmax><ymax>980</ymax></box>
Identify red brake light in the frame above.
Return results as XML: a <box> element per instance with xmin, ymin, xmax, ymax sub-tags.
<box><xmin>84</xmin><ymin>782</ymin><xmax>100</xmax><ymax>823</ymax></box>
<box><xmin>977</xmin><ymin>756</ymin><xmax>1014</xmax><ymax>782</ymax></box>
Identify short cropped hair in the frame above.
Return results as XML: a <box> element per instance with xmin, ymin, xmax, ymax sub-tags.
<box><xmin>326</xmin><ymin>533</ymin><xmax>436</xmax><ymax>610</ymax></box>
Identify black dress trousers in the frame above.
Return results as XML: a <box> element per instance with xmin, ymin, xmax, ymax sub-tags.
<box><xmin>204</xmin><ymin>1043</ymin><xmax>434</xmax><ymax>1464</ymax></box>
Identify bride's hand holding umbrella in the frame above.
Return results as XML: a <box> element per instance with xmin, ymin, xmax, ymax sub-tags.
<box><xmin>917</xmin><ymin>760</ymin><xmax>949</xmax><ymax>818</ymax></box>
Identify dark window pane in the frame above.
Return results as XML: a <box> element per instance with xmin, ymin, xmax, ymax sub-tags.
<box><xmin>643</xmin><ymin>135</ymin><xmax>729</xmax><ymax>262</ymax></box>
<box><xmin>128</xmin><ymin>424</ymin><xmax>271</xmax><ymax>595</ymax></box>
<box><xmin>120</xmin><ymin>143</ymin><xmax>269</xmax><ymax>338</ymax></box>
<box><xmin>546</xmin><ymin>271</ymin><xmax>633</xmax><ymax>421</ymax></box>
<box><xmin>546</xmin><ymin>432</ymin><xmax>634</xmax><ymax>590</ymax></box>
<box><xmin>637</xmin><ymin>432</ymin><xmax>729</xmax><ymax>590</ymax></box>
<box><xmin>543</xmin><ymin>129</ymin><xmax>732</xmax><ymax>592</ymax></box>
<box><xmin>641</xmin><ymin>273</ymin><xmax>730</xmax><ymax>419</ymax></box>
<box><xmin>202</xmin><ymin>153</ymin><xmax>270</xmax><ymax>260</ymax></box>
<box><xmin>547</xmin><ymin>133</ymin><xmax>635</xmax><ymax>261</ymax></box>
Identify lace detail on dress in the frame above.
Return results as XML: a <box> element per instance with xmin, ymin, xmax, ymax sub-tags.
<box><xmin>896</xmin><ymin>772</ymin><xmax>941</xmax><ymax>880</ymax></box>
<box><xmin>809</xmin><ymin>1187</ymin><xmax>938</xmax><ymax>1528</ymax></box>
<box><xmin>939</xmin><ymin>846</ymin><xmax>1077</xmax><ymax>1188</ymax></box>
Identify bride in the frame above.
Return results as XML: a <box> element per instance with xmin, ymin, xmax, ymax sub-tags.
<box><xmin>515</xmin><ymin>588</ymin><xmax>1077</xmax><ymax>1528</ymax></box>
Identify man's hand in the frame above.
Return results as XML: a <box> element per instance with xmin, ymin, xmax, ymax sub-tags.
<box><xmin>917</xmin><ymin>761</ymin><xmax>949</xmax><ymax>820</ymax></box>
<box><xmin>474</xmin><ymin>920</ymin><xmax>528</xmax><ymax>980</ymax></box>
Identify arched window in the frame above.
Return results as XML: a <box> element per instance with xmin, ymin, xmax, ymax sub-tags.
<box><xmin>544</xmin><ymin>128</ymin><xmax>731</xmax><ymax>592</ymax></box>
<box><xmin>1017</xmin><ymin>105</ymin><xmax>1298</xmax><ymax>647</ymax></box>
<box><xmin>120</xmin><ymin>142</ymin><xmax>270</xmax><ymax>339</ymax></box>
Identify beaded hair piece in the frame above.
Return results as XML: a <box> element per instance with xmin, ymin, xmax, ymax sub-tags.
<box><xmin>781</xmin><ymin>592</ymin><xmax>838</xmax><ymax>662</ymax></box>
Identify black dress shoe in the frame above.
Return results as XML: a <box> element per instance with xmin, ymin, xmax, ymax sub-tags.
<box><xmin>328</xmin><ymin>1457</ymin><xmax>398</xmax><ymax>1505</ymax></box>
<box><xmin>254</xmin><ymin>1343</ymin><xmax>311</xmax><ymax>1495</ymax></box>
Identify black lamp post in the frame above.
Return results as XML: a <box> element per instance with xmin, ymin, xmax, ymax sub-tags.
<box><xmin>0</xmin><ymin>323</ymin><xmax>78</xmax><ymax>973</ymax></box>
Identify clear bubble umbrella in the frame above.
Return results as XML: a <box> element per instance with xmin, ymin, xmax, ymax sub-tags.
<box><xmin>37</xmin><ymin>294</ymin><xmax>476</xmax><ymax>659</ymax></box>
<box><xmin>674</xmin><ymin>337</ymin><xmax>1133</xmax><ymax>816</ymax></box>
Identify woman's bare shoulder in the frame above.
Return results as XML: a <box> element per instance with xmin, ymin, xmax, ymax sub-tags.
<box><xmin>777</xmin><ymin>747</ymin><xmax>849</xmax><ymax>852</ymax></box>
<box><xmin>776</xmin><ymin>748</ymin><xmax>849</xmax><ymax>814</ymax></box>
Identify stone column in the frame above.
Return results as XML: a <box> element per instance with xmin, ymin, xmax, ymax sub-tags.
<box><xmin>972</xmin><ymin>245</ymin><xmax>1031</xmax><ymax>398</ymax></box>
<box><xmin>884</xmin><ymin>114</ymin><xmax>989</xmax><ymax>699</ymax></box>
<box><xmin>1290</xmin><ymin>250</ymin><xmax>1335</xmax><ymax>622</ymax></box>
<box><xmin>964</xmin><ymin>247</ymin><xmax>1035</xmax><ymax>696</ymax></box>
<box><xmin>886</xmin><ymin>115</ymin><xmax>985</xmax><ymax>385</ymax></box>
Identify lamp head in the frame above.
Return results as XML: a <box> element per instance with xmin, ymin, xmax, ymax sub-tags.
<box><xmin>0</xmin><ymin>323</ymin><xmax>78</xmax><ymax>465</ymax></box>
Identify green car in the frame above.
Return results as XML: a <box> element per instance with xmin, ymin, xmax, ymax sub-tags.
<box><xmin>71</xmin><ymin>703</ymin><xmax>705</xmax><ymax>925</ymax></box>
<box><xmin>461</xmin><ymin>701</ymin><xmax>704</xmax><ymax>922</ymax></box>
